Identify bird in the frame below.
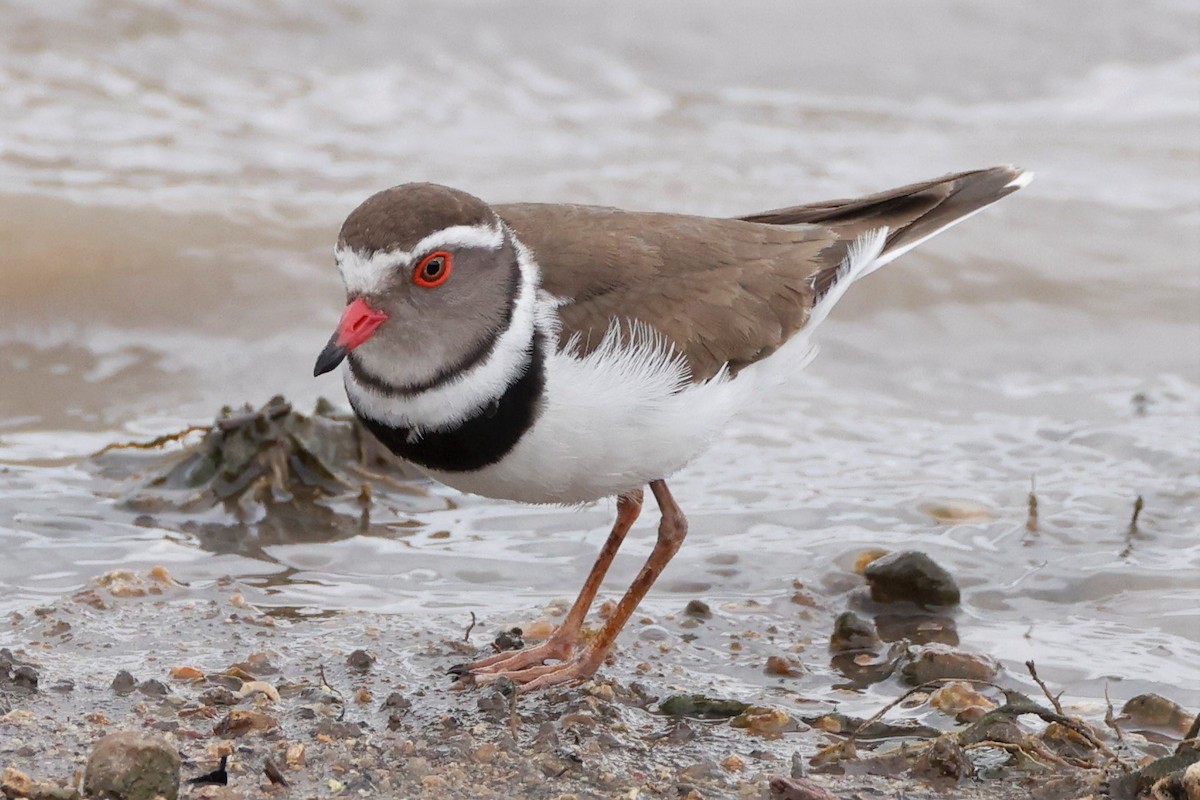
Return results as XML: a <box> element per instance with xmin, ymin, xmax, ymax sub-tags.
<box><xmin>313</xmin><ymin>166</ymin><xmax>1031</xmax><ymax>692</ymax></box>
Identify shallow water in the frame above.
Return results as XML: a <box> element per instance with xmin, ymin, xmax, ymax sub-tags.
<box><xmin>2</xmin><ymin>0</ymin><xmax>1198</xmax><ymax>721</ymax></box>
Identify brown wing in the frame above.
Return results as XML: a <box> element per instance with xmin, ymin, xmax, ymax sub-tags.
<box><xmin>496</xmin><ymin>203</ymin><xmax>842</xmax><ymax>381</ymax></box>
<box><xmin>496</xmin><ymin>166</ymin><xmax>1026</xmax><ymax>383</ymax></box>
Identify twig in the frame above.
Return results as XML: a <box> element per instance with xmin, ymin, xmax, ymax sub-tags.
<box><xmin>1026</xmin><ymin>476</ymin><xmax>1039</xmax><ymax>533</ymax></box>
<box><xmin>1025</xmin><ymin>660</ymin><xmax>1063</xmax><ymax>715</ymax></box>
<box><xmin>1127</xmin><ymin>495</ymin><xmax>1144</xmax><ymax>533</ymax></box>
<box><xmin>93</xmin><ymin>425</ymin><xmax>210</xmax><ymax>456</ymax></box>
<box><xmin>962</xmin><ymin>739</ymin><xmax>1066</xmax><ymax>770</ymax></box>
<box><xmin>845</xmin><ymin>678</ymin><xmax>1005</xmax><ymax>747</ymax></box>
<box><xmin>1104</xmin><ymin>684</ymin><xmax>1127</xmax><ymax>750</ymax></box>
<box><xmin>464</xmin><ymin>611</ymin><xmax>477</xmax><ymax>642</ymax></box>
<box><xmin>318</xmin><ymin>664</ymin><xmax>346</xmax><ymax>722</ymax></box>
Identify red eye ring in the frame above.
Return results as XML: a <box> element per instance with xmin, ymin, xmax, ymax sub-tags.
<box><xmin>414</xmin><ymin>250</ymin><xmax>453</xmax><ymax>288</ymax></box>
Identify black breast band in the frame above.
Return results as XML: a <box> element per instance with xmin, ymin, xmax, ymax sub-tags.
<box><xmin>353</xmin><ymin>336</ymin><xmax>546</xmax><ymax>473</ymax></box>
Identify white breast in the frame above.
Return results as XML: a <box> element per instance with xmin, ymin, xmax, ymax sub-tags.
<box><xmin>421</xmin><ymin>321</ymin><xmax>756</xmax><ymax>504</ymax></box>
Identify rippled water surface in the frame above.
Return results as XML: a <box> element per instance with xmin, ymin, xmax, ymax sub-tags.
<box><xmin>2</xmin><ymin>0</ymin><xmax>1198</xmax><ymax>715</ymax></box>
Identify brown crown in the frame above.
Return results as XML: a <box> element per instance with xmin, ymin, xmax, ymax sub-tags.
<box><xmin>338</xmin><ymin>183</ymin><xmax>496</xmax><ymax>254</ymax></box>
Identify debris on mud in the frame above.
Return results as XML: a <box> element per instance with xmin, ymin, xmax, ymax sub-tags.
<box><xmin>95</xmin><ymin>395</ymin><xmax>418</xmax><ymax>517</ymax></box>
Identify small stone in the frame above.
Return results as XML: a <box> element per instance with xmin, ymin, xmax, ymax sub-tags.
<box><xmin>200</xmin><ymin>687</ymin><xmax>240</xmax><ymax>706</ymax></box>
<box><xmin>900</xmin><ymin>644</ymin><xmax>998</xmax><ymax>685</ymax></box>
<box><xmin>169</xmin><ymin>665</ymin><xmax>205</xmax><ymax>681</ymax></box>
<box><xmin>863</xmin><ymin>551</ymin><xmax>960</xmax><ymax>607</ymax></box>
<box><xmin>493</xmin><ymin>627</ymin><xmax>525</xmax><ymax>652</ymax></box>
<box><xmin>84</xmin><ymin>731</ymin><xmax>181</xmax><ymax>800</ymax></box>
<box><xmin>285</xmin><ymin>743</ymin><xmax>306</xmax><ymax>768</ymax></box>
<box><xmin>1182</xmin><ymin>762</ymin><xmax>1199</xmax><ymax>800</ymax></box>
<box><xmin>1121</xmin><ymin>693</ymin><xmax>1194</xmax><ymax>733</ymax></box>
<box><xmin>722</xmin><ymin>754</ymin><xmax>746</xmax><ymax>772</ymax></box>
<box><xmin>111</xmin><ymin>670</ymin><xmax>137</xmax><ymax>696</ymax></box>
<box><xmin>768</xmin><ymin>776</ymin><xmax>835</xmax><ymax>800</ymax></box>
<box><xmin>730</xmin><ymin>706</ymin><xmax>792</xmax><ymax>737</ymax></box>
<box><xmin>1</xmin><ymin>767</ymin><xmax>35</xmax><ymax>798</ymax></box>
<box><xmin>473</xmin><ymin>743</ymin><xmax>498</xmax><ymax>763</ymax></box>
<box><xmin>912</xmin><ymin>735</ymin><xmax>974</xmax><ymax>780</ymax></box>
<box><xmin>137</xmin><ymin>679</ymin><xmax>169</xmax><ymax>697</ymax></box>
<box><xmin>237</xmin><ymin>680</ymin><xmax>280</xmax><ymax>703</ymax></box>
<box><xmin>929</xmin><ymin>681</ymin><xmax>998</xmax><ymax>720</ymax></box>
<box><xmin>212</xmin><ymin>709</ymin><xmax>278</xmax><ymax>737</ymax></box>
<box><xmin>345</xmin><ymin>649</ymin><xmax>374</xmax><ymax>671</ymax></box>
<box><xmin>765</xmin><ymin>655</ymin><xmax>801</xmax><ymax>677</ymax></box>
<box><xmin>829</xmin><ymin>611</ymin><xmax>881</xmax><ymax>653</ymax></box>
<box><xmin>684</xmin><ymin>599</ymin><xmax>712</xmax><ymax>619</ymax></box>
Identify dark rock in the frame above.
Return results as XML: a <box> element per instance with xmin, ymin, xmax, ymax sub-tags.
<box><xmin>493</xmin><ymin>627</ymin><xmax>524</xmax><ymax>652</ymax></box>
<box><xmin>345</xmin><ymin>649</ymin><xmax>374</xmax><ymax>671</ymax></box>
<box><xmin>84</xmin><ymin>731</ymin><xmax>181</xmax><ymax>800</ymax></box>
<box><xmin>829</xmin><ymin>611</ymin><xmax>881</xmax><ymax>653</ymax></box>
<box><xmin>912</xmin><ymin>735</ymin><xmax>974</xmax><ymax>780</ymax></box>
<box><xmin>658</xmin><ymin>694</ymin><xmax>750</xmax><ymax>719</ymax></box>
<box><xmin>900</xmin><ymin>644</ymin><xmax>998</xmax><ymax>686</ymax></box>
<box><xmin>111</xmin><ymin>670</ymin><xmax>137</xmax><ymax>696</ymax></box>
<box><xmin>683</xmin><ymin>599</ymin><xmax>712</xmax><ymax>619</ymax></box>
<box><xmin>863</xmin><ymin>551</ymin><xmax>960</xmax><ymax>607</ymax></box>
<box><xmin>136</xmin><ymin>679</ymin><xmax>169</xmax><ymax>697</ymax></box>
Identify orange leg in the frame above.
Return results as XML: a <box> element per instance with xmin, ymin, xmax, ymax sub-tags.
<box><xmin>463</xmin><ymin>479</ymin><xmax>688</xmax><ymax>692</ymax></box>
<box><xmin>450</xmin><ymin>489</ymin><xmax>643</xmax><ymax>679</ymax></box>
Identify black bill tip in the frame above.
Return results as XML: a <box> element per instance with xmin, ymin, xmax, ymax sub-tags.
<box><xmin>313</xmin><ymin>333</ymin><xmax>348</xmax><ymax>377</ymax></box>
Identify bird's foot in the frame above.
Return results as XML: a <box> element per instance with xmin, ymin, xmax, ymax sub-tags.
<box><xmin>454</xmin><ymin>649</ymin><xmax>605</xmax><ymax>693</ymax></box>
<box><xmin>450</xmin><ymin>633</ymin><xmax>608</xmax><ymax>692</ymax></box>
<box><xmin>448</xmin><ymin>634</ymin><xmax>576</xmax><ymax>681</ymax></box>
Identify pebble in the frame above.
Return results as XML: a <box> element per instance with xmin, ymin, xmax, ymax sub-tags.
<box><xmin>84</xmin><ymin>731</ymin><xmax>180</xmax><ymax>800</ymax></box>
<box><xmin>768</xmin><ymin>776</ymin><xmax>835</xmax><ymax>800</ymax></box>
<box><xmin>765</xmin><ymin>655</ymin><xmax>801</xmax><ymax>677</ymax></box>
<box><xmin>345</xmin><ymin>649</ymin><xmax>374</xmax><ymax>671</ymax></box>
<box><xmin>212</xmin><ymin>709</ymin><xmax>279</xmax><ymax>737</ymax></box>
<box><xmin>684</xmin><ymin>599</ymin><xmax>712</xmax><ymax>619</ymax></box>
<box><xmin>900</xmin><ymin>644</ymin><xmax>998</xmax><ymax>685</ymax></box>
<box><xmin>929</xmin><ymin>681</ymin><xmax>998</xmax><ymax>720</ymax></box>
<box><xmin>1121</xmin><ymin>693</ymin><xmax>1194</xmax><ymax>733</ymax></box>
<box><xmin>731</xmin><ymin>706</ymin><xmax>792</xmax><ymax>737</ymax></box>
<box><xmin>111</xmin><ymin>670</ymin><xmax>137</xmax><ymax>696</ymax></box>
<box><xmin>829</xmin><ymin>611</ymin><xmax>881</xmax><ymax>653</ymax></box>
<box><xmin>863</xmin><ymin>551</ymin><xmax>961</xmax><ymax>607</ymax></box>
<box><xmin>912</xmin><ymin>735</ymin><xmax>974</xmax><ymax>780</ymax></box>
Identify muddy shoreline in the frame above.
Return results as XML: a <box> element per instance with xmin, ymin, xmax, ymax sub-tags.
<box><xmin>4</xmin><ymin>562</ymin><xmax>1196</xmax><ymax>800</ymax></box>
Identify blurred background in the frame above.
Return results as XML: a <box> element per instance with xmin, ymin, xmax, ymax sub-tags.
<box><xmin>1</xmin><ymin>1</ymin><xmax>1197</xmax><ymax>710</ymax></box>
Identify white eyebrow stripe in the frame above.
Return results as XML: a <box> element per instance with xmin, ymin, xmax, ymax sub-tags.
<box><xmin>335</xmin><ymin>222</ymin><xmax>504</xmax><ymax>295</ymax></box>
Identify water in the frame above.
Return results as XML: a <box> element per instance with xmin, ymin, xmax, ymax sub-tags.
<box><xmin>2</xmin><ymin>0</ymin><xmax>1198</xmax><ymax>716</ymax></box>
